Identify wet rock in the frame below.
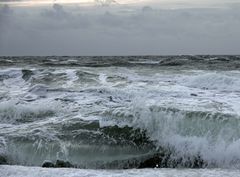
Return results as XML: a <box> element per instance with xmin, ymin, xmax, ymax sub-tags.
<box><xmin>138</xmin><ymin>154</ymin><xmax>163</xmax><ymax>169</ymax></box>
<box><xmin>55</xmin><ymin>160</ymin><xmax>74</xmax><ymax>168</ymax></box>
<box><xmin>137</xmin><ymin>151</ymin><xmax>207</xmax><ymax>169</ymax></box>
<box><xmin>42</xmin><ymin>160</ymin><xmax>55</xmax><ymax>168</ymax></box>
<box><xmin>0</xmin><ymin>155</ymin><xmax>7</xmax><ymax>165</ymax></box>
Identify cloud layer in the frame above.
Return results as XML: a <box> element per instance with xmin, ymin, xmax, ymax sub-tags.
<box><xmin>0</xmin><ymin>3</ymin><xmax>240</xmax><ymax>55</ymax></box>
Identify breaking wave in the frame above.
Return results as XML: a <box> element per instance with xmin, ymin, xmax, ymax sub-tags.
<box><xmin>1</xmin><ymin>103</ymin><xmax>240</xmax><ymax>169</ymax></box>
<box><xmin>182</xmin><ymin>72</ymin><xmax>240</xmax><ymax>91</ymax></box>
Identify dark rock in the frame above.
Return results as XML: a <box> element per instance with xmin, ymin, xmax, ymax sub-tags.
<box><xmin>138</xmin><ymin>152</ymin><xmax>207</xmax><ymax>169</ymax></box>
<box><xmin>55</xmin><ymin>160</ymin><xmax>74</xmax><ymax>168</ymax></box>
<box><xmin>138</xmin><ymin>153</ymin><xmax>163</xmax><ymax>169</ymax></box>
<box><xmin>0</xmin><ymin>155</ymin><xmax>7</xmax><ymax>165</ymax></box>
<box><xmin>42</xmin><ymin>160</ymin><xmax>55</xmax><ymax>168</ymax></box>
<box><xmin>138</xmin><ymin>151</ymin><xmax>172</xmax><ymax>168</ymax></box>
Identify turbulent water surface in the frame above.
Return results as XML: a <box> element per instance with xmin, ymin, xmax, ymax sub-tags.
<box><xmin>1</xmin><ymin>56</ymin><xmax>240</xmax><ymax>175</ymax></box>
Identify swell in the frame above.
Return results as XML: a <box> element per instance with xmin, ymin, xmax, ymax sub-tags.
<box><xmin>1</xmin><ymin>55</ymin><xmax>240</xmax><ymax>70</ymax></box>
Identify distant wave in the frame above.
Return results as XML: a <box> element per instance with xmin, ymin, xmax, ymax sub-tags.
<box><xmin>0</xmin><ymin>55</ymin><xmax>240</xmax><ymax>69</ymax></box>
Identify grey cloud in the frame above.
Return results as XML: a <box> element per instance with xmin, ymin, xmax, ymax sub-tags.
<box><xmin>41</xmin><ymin>4</ymin><xmax>69</xmax><ymax>19</ymax></box>
<box><xmin>38</xmin><ymin>4</ymin><xmax>91</xmax><ymax>30</ymax></box>
<box><xmin>0</xmin><ymin>4</ymin><xmax>240</xmax><ymax>55</ymax></box>
<box><xmin>0</xmin><ymin>4</ymin><xmax>13</xmax><ymax>15</ymax></box>
<box><xmin>0</xmin><ymin>5</ymin><xmax>13</xmax><ymax>31</ymax></box>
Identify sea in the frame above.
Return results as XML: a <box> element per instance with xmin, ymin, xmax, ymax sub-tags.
<box><xmin>1</xmin><ymin>56</ymin><xmax>240</xmax><ymax>176</ymax></box>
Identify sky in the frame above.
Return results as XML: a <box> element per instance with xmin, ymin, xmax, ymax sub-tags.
<box><xmin>0</xmin><ymin>0</ymin><xmax>240</xmax><ymax>56</ymax></box>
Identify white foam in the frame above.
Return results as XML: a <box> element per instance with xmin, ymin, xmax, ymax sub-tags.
<box><xmin>65</xmin><ymin>69</ymin><xmax>79</xmax><ymax>88</ymax></box>
<box><xmin>1</xmin><ymin>165</ymin><xmax>240</xmax><ymax>177</ymax></box>
<box><xmin>0</xmin><ymin>100</ymin><xmax>58</xmax><ymax>124</ymax></box>
<box><xmin>182</xmin><ymin>72</ymin><xmax>240</xmax><ymax>92</ymax></box>
<box><xmin>0</xmin><ymin>68</ymin><xmax>30</xmax><ymax>97</ymax></box>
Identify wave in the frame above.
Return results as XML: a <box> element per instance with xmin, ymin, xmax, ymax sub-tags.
<box><xmin>0</xmin><ymin>118</ymin><xmax>154</xmax><ymax>168</ymax></box>
<box><xmin>101</xmin><ymin>102</ymin><xmax>240</xmax><ymax>168</ymax></box>
<box><xmin>0</xmin><ymin>101</ymin><xmax>56</xmax><ymax>124</ymax></box>
<box><xmin>1</xmin><ymin>103</ymin><xmax>240</xmax><ymax>169</ymax></box>
<box><xmin>1</xmin><ymin>55</ymin><xmax>240</xmax><ymax>69</ymax></box>
<box><xmin>1</xmin><ymin>56</ymin><xmax>240</xmax><ymax>169</ymax></box>
<box><xmin>182</xmin><ymin>72</ymin><xmax>240</xmax><ymax>91</ymax></box>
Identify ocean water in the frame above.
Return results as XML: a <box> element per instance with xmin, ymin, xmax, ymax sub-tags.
<box><xmin>1</xmin><ymin>56</ymin><xmax>240</xmax><ymax>176</ymax></box>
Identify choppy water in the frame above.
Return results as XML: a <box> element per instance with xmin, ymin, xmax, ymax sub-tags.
<box><xmin>1</xmin><ymin>56</ymin><xmax>240</xmax><ymax>170</ymax></box>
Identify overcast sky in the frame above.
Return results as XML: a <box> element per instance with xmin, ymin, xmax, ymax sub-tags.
<box><xmin>0</xmin><ymin>0</ymin><xmax>240</xmax><ymax>56</ymax></box>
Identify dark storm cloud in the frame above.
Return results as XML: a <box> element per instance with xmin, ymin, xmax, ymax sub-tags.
<box><xmin>0</xmin><ymin>4</ymin><xmax>240</xmax><ymax>55</ymax></box>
